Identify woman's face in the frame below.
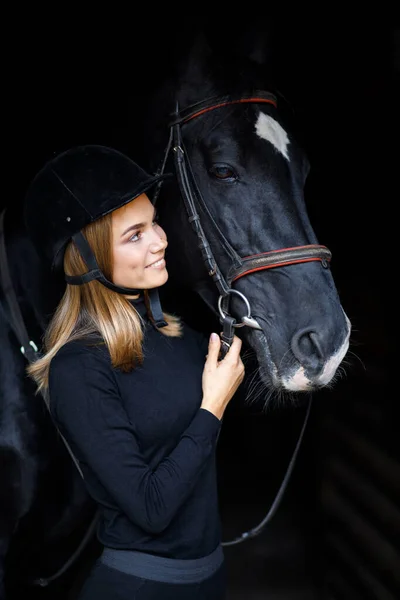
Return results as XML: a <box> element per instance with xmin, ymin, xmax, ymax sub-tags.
<box><xmin>112</xmin><ymin>194</ymin><xmax>168</xmax><ymax>296</ymax></box>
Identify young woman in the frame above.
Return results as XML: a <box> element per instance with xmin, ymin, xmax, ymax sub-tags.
<box><xmin>24</xmin><ymin>145</ymin><xmax>244</xmax><ymax>599</ymax></box>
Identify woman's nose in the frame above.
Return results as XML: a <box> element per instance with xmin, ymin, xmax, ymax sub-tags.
<box><xmin>150</xmin><ymin>228</ymin><xmax>168</xmax><ymax>251</ymax></box>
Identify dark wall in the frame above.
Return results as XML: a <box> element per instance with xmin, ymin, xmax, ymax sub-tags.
<box><xmin>4</xmin><ymin>12</ymin><xmax>398</xmax><ymax>600</ymax></box>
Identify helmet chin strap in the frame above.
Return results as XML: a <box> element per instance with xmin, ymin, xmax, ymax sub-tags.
<box><xmin>64</xmin><ymin>232</ymin><xmax>168</xmax><ymax>328</ymax></box>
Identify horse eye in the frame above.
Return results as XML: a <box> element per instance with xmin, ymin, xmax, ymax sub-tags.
<box><xmin>209</xmin><ymin>163</ymin><xmax>237</xmax><ymax>181</ymax></box>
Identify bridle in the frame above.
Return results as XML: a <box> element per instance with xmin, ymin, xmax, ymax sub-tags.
<box><xmin>154</xmin><ymin>90</ymin><xmax>331</xmax><ymax>545</ymax></box>
<box><xmin>153</xmin><ymin>90</ymin><xmax>331</xmax><ymax>355</ymax></box>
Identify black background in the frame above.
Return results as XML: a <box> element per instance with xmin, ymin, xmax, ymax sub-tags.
<box><xmin>4</xmin><ymin>10</ymin><xmax>398</xmax><ymax>599</ymax></box>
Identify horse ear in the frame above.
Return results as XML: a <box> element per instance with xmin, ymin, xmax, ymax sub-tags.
<box><xmin>178</xmin><ymin>31</ymin><xmax>213</xmax><ymax>94</ymax></box>
<box><xmin>247</xmin><ymin>28</ymin><xmax>272</xmax><ymax>66</ymax></box>
<box><xmin>186</xmin><ymin>31</ymin><xmax>213</xmax><ymax>64</ymax></box>
<box><xmin>200</xmin><ymin>21</ymin><xmax>276</xmax><ymax>66</ymax></box>
<box><xmin>235</xmin><ymin>24</ymin><xmax>275</xmax><ymax>66</ymax></box>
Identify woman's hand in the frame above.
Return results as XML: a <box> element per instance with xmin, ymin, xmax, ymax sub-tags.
<box><xmin>201</xmin><ymin>333</ymin><xmax>245</xmax><ymax>420</ymax></box>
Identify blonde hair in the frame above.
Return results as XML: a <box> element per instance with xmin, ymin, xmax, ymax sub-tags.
<box><xmin>27</xmin><ymin>211</ymin><xmax>181</xmax><ymax>393</ymax></box>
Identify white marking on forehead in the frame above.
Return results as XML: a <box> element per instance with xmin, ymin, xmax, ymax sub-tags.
<box><xmin>255</xmin><ymin>112</ymin><xmax>290</xmax><ymax>160</ymax></box>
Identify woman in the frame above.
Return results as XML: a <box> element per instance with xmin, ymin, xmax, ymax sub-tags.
<box><xmin>24</xmin><ymin>145</ymin><xmax>244</xmax><ymax>599</ymax></box>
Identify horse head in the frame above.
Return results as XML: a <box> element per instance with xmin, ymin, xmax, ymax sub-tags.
<box><xmin>141</xmin><ymin>31</ymin><xmax>351</xmax><ymax>397</ymax></box>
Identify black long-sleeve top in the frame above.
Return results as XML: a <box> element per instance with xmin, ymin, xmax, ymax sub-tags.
<box><xmin>48</xmin><ymin>295</ymin><xmax>222</xmax><ymax>559</ymax></box>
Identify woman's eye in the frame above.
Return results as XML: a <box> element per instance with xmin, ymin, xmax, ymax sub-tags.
<box><xmin>209</xmin><ymin>164</ymin><xmax>237</xmax><ymax>181</ymax></box>
<box><xmin>129</xmin><ymin>231</ymin><xmax>141</xmax><ymax>243</ymax></box>
<box><xmin>128</xmin><ymin>215</ymin><xmax>159</xmax><ymax>242</ymax></box>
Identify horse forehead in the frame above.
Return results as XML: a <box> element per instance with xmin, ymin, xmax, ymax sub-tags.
<box><xmin>255</xmin><ymin>112</ymin><xmax>290</xmax><ymax>161</ymax></box>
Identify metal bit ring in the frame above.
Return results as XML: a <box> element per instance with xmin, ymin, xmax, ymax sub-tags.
<box><xmin>218</xmin><ymin>289</ymin><xmax>252</xmax><ymax>328</ymax></box>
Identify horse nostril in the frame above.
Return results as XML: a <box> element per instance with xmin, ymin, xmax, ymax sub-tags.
<box><xmin>291</xmin><ymin>328</ymin><xmax>324</xmax><ymax>372</ymax></box>
<box><xmin>309</xmin><ymin>332</ymin><xmax>324</xmax><ymax>360</ymax></box>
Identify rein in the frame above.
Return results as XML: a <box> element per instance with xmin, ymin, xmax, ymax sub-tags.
<box><xmin>155</xmin><ymin>91</ymin><xmax>330</xmax><ymax>545</ymax></box>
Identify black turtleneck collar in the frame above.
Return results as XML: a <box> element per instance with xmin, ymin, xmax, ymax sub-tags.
<box><xmin>128</xmin><ymin>293</ymin><xmax>148</xmax><ymax>320</ymax></box>
<box><xmin>128</xmin><ymin>289</ymin><xmax>168</xmax><ymax>329</ymax></box>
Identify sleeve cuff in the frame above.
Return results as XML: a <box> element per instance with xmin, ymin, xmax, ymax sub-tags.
<box><xmin>185</xmin><ymin>408</ymin><xmax>222</xmax><ymax>441</ymax></box>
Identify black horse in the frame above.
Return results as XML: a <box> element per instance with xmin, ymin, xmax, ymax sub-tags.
<box><xmin>0</xmin><ymin>27</ymin><xmax>350</xmax><ymax>599</ymax></box>
<box><xmin>137</xmin><ymin>30</ymin><xmax>351</xmax><ymax>396</ymax></box>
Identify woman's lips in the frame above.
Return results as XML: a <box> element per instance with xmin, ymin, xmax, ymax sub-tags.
<box><xmin>145</xmin><ymin>257</ymin><xmax>166</xmax><ymax>269</ymax></box>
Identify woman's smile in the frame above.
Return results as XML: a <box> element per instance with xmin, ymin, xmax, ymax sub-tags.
<box><xmin>146</xmin><ymin>257</ymin><xmax>166</xmax><ymax>269</ymax></box>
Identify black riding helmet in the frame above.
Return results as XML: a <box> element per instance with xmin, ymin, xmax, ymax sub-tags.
<box><xmin>23</xmin><ymin>144</ymin><xmax>171</xmax><ymax>326</ymax></box>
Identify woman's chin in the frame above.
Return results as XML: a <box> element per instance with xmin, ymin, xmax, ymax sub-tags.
<box><xmin>118</xmin><ymin>267</ymin><xmax>169</xmax><ymax>291</ymax></box>
<box><xmin>146</xmin><ymin>268</ymin><xmax>169</xmax><ymax>288</ymax></box>
<box><xmin>158</xmin><ymin>269</ymin><xmax>169</xmax><ymax>286</ymax></box>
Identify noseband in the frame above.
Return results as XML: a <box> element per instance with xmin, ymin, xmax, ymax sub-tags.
<box><xmin>154</xmin><ymin>91</ymin><xmax>331</xmax><ymax>356</ymax></box>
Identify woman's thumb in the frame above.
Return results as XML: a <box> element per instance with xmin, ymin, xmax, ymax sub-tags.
<box><xmin>207</xmin><ymin>332</ymin><xmax>221</xmax><ymax>362</ymax></box>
